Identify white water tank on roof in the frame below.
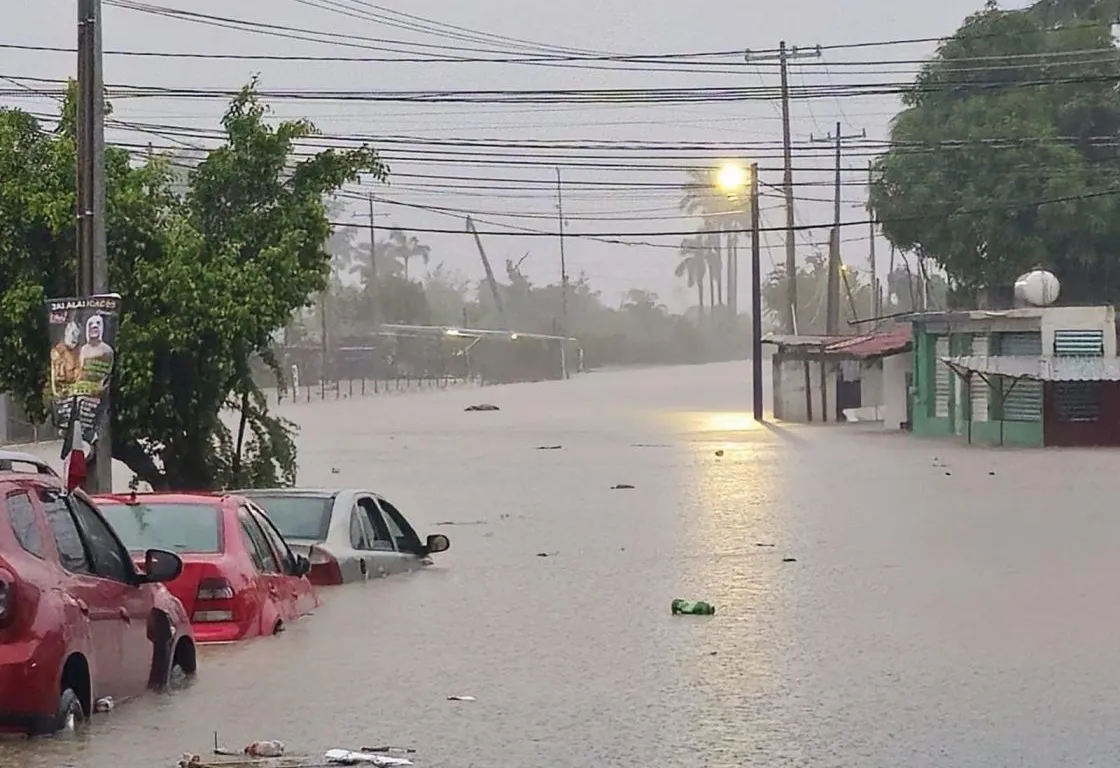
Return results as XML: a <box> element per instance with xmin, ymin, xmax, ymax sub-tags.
<box><xmin>1014</xmin><ymin>269</ymin><xmax>1060</xmax><ymax>307</ymax></box>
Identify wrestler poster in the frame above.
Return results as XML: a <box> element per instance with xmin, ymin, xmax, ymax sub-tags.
<box><xmin>45</xmin><ymin>294</ymin><xmax>121</xmax><ymax>450</ymax></box>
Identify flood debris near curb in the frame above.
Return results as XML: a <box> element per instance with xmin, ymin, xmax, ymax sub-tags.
<box><xmin>94</xmin><ymin>696</ymin><xmax>114</xmax><ymax>713</ymax></box>
<box><xmin>245</xmin><ymin>741</ymin><xmax>286</xmax><ymax>758</ymax></box>
<box><xmin>180</xmin><ymin>734</ymin><xmax>415</xmax><ymax>768</ymax></box>
<box><xmin>782</xmin><ymin>557</ymin><xmax>798</xmax><ymax>563</ymax></box>
<box><xmin>610</xmin><ymin>483</ymin><xmax>635</xmax><ymax>490</ymax></box>
<box><xmin>447</xmin><ymin>694</ymin><xmax>477</xmax><ymax>701</ymax></box>
<box><xmin>536</xmin><ymin>551</ymin><xmax>558</xmax><ymax>558</ymax></box>
<box><xmin>536</xmin><ymin>445</ymin><xmax>562</xmax><ymax>450</ymax></box>
<box><xmin>464</xmin><ymin>403</ymin><xmax>499</xmax><ymax>411</ymax></box>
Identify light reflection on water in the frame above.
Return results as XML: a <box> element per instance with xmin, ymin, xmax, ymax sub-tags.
<box><xmin>5</xmin><ymin>362</ymin><xmax>1120</xmax><ymax>767</ymax></box>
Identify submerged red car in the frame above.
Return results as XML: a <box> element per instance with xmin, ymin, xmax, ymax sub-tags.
<box><xmin>0</xmin><ymin>451</ymin><xmax>194</xmax><ymax>735</ymax></box>
<box><xmin>96</xmin><ymin>493</ymin><xmax>319</xmax><ymax>644</ymax></box>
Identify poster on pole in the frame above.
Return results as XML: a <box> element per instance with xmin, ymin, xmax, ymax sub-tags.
<box><xmin>45</xmin><ymin>294</ymin><xmax>121</xmax><ymax>453</ymax></box>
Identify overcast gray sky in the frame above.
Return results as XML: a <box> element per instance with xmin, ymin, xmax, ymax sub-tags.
<box><xmin>4</xmin><ymin>0</ymin><xmax>1008</xmax><ymax>312</ymax></box>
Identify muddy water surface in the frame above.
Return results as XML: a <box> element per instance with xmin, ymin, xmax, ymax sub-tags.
<box><xmin>5</xmin><ymin>362</ymin><xmax>1120</xmax><ymax>767</ymax></box>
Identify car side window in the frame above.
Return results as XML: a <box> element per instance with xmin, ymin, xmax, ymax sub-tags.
<box><xmin>38</xmin><ymin>490</ymin><xmax>92</xmax><ymax>574</ymax></box>
<box><xmin>68</xmin><ymin>496</ymin><xmax>133</xmax><ymax>584</ymax></box>
<box><xmin>349</xmin><ymin>507</ymin><xmax>371</xmax><ymax>550</ymax></box>
<box><xmin>357</xmin><ymin>497</ymin><xmax>394</xmax><ymax>551</ymax></box>
<box><xmin>249</xmin><ymin>507</ymin><xmax>296</xmax><ymax>575</ymax></box>
<box><xmin>6</xmin><ymin>491</ymin><xmax>44</xmax><ymax>558</ymax></box>
<box><xmin>377</xmin><ymin>499</ymin><xmax>421</xmax><ymax>555</ymax></box>
<box><xmin>238</xmin><ymin>509</ymin><xmax>279</xmax><ymax>574</ymax></box>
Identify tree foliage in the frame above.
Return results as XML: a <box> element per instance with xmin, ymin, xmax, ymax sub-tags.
<box><xmin>870</xmin><ymin>4</ymin><xmax>1120</xmax><ymax>301</ymax></box>
<box><xmin>0</xmin><ymin>82</ymin><xmax>383</xmax><ymax>489</ymax></box>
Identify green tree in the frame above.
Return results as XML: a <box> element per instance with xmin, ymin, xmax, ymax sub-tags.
<box><xmin>762</xmin><ymin>252</ymin><xmax>874</xmax><ymax>334</ymax></box>
<box><xmin>0</xmin><ymin>82</ymin><xmax>384</xmax><ymax>490</ymax></box>
<box><xmin>870</xmin><ymin>5</ymin><xmax>1120</xmax><ymax>302</ymax></box>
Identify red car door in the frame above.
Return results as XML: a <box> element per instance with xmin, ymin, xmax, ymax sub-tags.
<box><xmin>37</xmin><ymin>489</ymin><xmax>125</xmax><ymax>700</ymax></box>
<box><xmin>235</xmin><ymin>508</ymin><xmax>289</xmax><ymax>632</ymax></box>
<box><xmin>66</xmin><ymin>494</ymin><xmax>155</xmax><ymax>699</ymax></box>
<box><xmin>248</xmin><ymin>505</ymin><xmax>316</xmax><ymax>616</ymax></box>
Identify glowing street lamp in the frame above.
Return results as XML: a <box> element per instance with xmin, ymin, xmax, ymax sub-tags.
<box><xmin>715</xmin><ymin>162</ymin><xmax>749</xmax><ymax>196</ymax></box>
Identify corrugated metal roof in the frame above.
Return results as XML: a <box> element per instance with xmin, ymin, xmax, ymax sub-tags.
<box><xmin>942</xmin><ymin>355</ymin><xmax>1120</xmax><ymax>382</ymax></box>
<box><xmin>825</xmin><ymin>328</ymin><xmax>912</xmax><ymax>359</ymax></box>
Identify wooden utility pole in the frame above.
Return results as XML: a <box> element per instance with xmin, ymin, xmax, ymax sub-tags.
<box><xmin>367</xmin><ymin>193</ymin><xmax>380</xmax><ymax>327</ymax></box>
<box><xmin>555</xmin><ymin>167</ymin><xmax>569</xmax><ymax>333</ymax></box>
<box><xmin>868</xmin><ymin>161</ymin><xmax>878</xmax><ymax>318</ymax></box>
<box><xmin>811</xmin><ymin>123</ymin><xmax>865</xmax><ymax>334</ymax></box>
<box><xmin>745</xmin><ymin>42</ymin><xmax>821</xmax><ymax>334</ymax></box>
<box><xmin>77</xmin><ymin>0</ymin><xmax>110</xmax><ymax>492</ymax></box>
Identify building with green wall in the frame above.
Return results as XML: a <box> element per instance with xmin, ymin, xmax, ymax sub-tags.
<box><xmin>909</xmin><ymin>306</ymin><xmax>1118</xmax><ymax>447</ymax></box>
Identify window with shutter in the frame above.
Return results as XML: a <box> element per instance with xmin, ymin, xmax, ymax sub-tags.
<box><xmin>1053</xmin><ymin>329</ymin><xmax>1103</xmax><ymax>356</ymax></box>
<box><xmin>933</xmin><ymin>336</ymin><xmax>949</xmax><ymax>418</ymax></box>
<box><xmin>970</xmin><ymin>335</ymin><xmax>989</xmax><ymax>421</ymax></box>
<box><xmin>997</xmin><ymin>332</ymin><xmax>1042</xmax><ymax>422</ymax></box>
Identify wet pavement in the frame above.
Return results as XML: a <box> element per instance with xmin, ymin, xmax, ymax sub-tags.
<box><xmin>5</xmin><ymin>360</ymin><xmax>1120</xmax><ymax>767</ymax></box>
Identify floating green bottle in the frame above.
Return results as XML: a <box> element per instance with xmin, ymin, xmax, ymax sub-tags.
<box><xmin>671</xmin><ymin>599</ymin><xmax>715</xmax><ymax>615</ymax></box>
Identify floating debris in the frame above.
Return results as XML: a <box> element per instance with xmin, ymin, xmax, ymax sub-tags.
<box><xmin>447</xmin><ymin>695</ymin><xmax>477</xmax><ymax>702</ymax></box>
<box><xmin>782</xmin><ymin>557</ymin><xmax>797</xmax><ymax>563</ymax></box>
<box><xmin>671</xmin><ymin>599</ymin><xmax>715</xmax><ymax>615</ymax></box>
<box><xmin>464</xmin><ymin>403</ymin><xmax>499</xmax><ymax>412</ymax></box>
<box><xmin>535</xmin><ymin>551</ymin><xmax>558</xmax><ymax>558</ymax></box>
<box><xmin>94</xmin><ymin>696</ymin><xmax>114</xmax><ymax>713</ymax></box>
<box><xmin>360</xmin><ymin>747</ymin><xmax>416</xmax><ymax>755</ymax></box>
<box><xmin>244</xmin><ymin>741</ymin><xmax>285</xmax><ymax>758</ymax></box>
<box><xmin>714</xmin><ymin>449</ymin><xmax>725</xmax><ymax>457</ymax></box>
<box><xmin>610</xmin><ymin>484</ymin><xmax>635</xmax><ymax>490</ymax></box>
<box><xmin>755</xmin><ymin>543</ymin><xmax>776</xmax><ymax>548</ymax></box>
<box><xmin>536</xmin><ymin>445</ymin><xmax>562</xmax><ymax>450</ymax></box>
<box><xmin>325</xmin><ymin>748</ymin><xmax>413</xmax><ymax>766</ymax></box>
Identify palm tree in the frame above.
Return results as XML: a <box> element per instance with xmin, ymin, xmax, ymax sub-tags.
<box><xmin>679</xmin><ymin>167</ymin><xmax>752</xmax><ymax>315</ymax></box>
<box><xmin>386</xmin><ymin>228</ymin><xmax>431</xmax><ymax>281</ymax></box>
<box><xmin>676</xmin><ymin>236</ymin><xmax>709</xmax><ymax>320</ymax></box>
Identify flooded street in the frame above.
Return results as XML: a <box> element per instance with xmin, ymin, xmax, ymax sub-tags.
<box><xmin>6</xmin><ymin>361</ymin><xmax>1120</xmax><ymax>767</ymax></box>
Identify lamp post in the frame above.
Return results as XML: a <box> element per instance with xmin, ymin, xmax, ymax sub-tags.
<box><xmin>715</xmin><ymin>161</ymin><xmax>764</xmax><ymax>421</ymax></box>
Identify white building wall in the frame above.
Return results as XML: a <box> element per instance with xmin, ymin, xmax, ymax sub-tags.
<box><xmin>1041</xmin><ymin>306</ymin><xmax>1116</xmax><ymax>355</ymax></box>
<box><xmin>882</xmin><ymin>352</ymin><xmax>912</xmax><ymax>430</ymax></box>
<box><xmin>772</xmin><ymin>358</ymin><xmax>838</xmax><ymax>423</ymax></box>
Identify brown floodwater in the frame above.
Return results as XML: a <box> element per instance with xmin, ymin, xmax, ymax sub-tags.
<box><xmin>5</xmin><ymin>361</ymin><xmax>1120</xmax><ymax>767</ymax></box>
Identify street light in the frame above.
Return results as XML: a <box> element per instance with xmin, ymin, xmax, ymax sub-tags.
<box><xmin>714</xmin><ymin>162</ymin><xmax>764</xmax><ymax>421</ymax></box>
<box><xmin>715</xmin><ymin>162</ymin><xmax>748</xmax><ymax>196</ymax></box>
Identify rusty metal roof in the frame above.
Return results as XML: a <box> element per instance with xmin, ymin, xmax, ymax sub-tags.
<box><xmin>824</xmin><ymin>328</ymin><xmax>912</xmax><ymax>359</ymax></box>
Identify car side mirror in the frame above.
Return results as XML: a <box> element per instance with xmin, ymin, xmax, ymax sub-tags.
<box><xmin>141</xmin><ymin>549</ymin><xmax>183</xmax><ymax>584</ymax></box>
<box><xmin>294</xmin><ymin>554</ymin><xmax>311</xmax><ymax>577</ymax></box>
<box><xmin>424</xmin><ymin>534</ymin><xmax>450</xmax><ymax>555</ymax></box>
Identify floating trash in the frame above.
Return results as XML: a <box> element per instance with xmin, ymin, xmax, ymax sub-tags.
<box><xmin>447</xmin><ymin>695</ymin><xmax>476</xmax><ymax>701</ymax></box>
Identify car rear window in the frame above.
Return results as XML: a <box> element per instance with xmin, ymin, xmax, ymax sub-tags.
<box><xmin>98</xmin><ymin>502</ymin><xmax>222</xmax><ymax>554</ymax></box>
<box><xmin>242</xmin><ymin>495</ymin><xmax>332</xmax><ymax>541</ymax></box>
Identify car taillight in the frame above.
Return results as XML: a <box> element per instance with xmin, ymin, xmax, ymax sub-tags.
<box><xmin>0</xmin><ymin>579</ymin><xmax>14</xmax><ymax>629</ymax></box>
<box><xmin>308</xmin><ymin>545</ymin><xmax>343</xmax><ymax>585</ymax></box>
<box><xmin>196</xmin><ymin>578</ymin><xmax>234</xmax><ymax>601</ymax></box>
<box><xmin>193</xmin><ymin>577</ymin><xmax>235</xmax><ymax>623</ymax></box>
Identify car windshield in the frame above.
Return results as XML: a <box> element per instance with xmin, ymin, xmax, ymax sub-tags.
<box><xmin>242</xmin><ymin>495</ymin><xmax>332</xmax><ymax>541</ymax></box>
<box><xmin>98</xmin><ymin>502</ymin><xmax>222</xmax><ymax>554</ymax></box>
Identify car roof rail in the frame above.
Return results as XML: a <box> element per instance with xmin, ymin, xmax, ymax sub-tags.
<box><xmin>0</xmin><ymin>450</ymin><xmax>60</xmax><ymax>479</ymax></box>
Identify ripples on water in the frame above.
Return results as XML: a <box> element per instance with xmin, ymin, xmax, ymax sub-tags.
<box><xmin>5</xmin><ymin>362</ymin><xmax>1120</xmax><ymax>767</ymax></box>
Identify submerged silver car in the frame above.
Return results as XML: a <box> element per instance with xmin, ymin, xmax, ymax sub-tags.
<box><xmin>237</xmin><ymin>489</ymin><xmax>449</xmax><ymax>585</ymax></box>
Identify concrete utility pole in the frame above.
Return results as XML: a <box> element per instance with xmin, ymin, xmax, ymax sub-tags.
<box><xmin>745</xmin><ymin>42</ymin><xmax>821</xmax><ymax>334</ymax></box>
<box><xmin>77</xmin><ymin>0</ymin><xmax>110</xmax><ymax>492</ymax></box>
<box><xmin>811</xmin><ymin>123</ymin><xmax>865</xmax><ymax>334</ymax></box>
<box><xmin>555</xmin><ymin>167</ymin><xmax>569</xmax><ymax>334</ymax></box>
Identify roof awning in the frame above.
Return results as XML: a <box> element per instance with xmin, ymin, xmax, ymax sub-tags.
<box><xmin>942</xmin><ymin>355</ymin><xmax>1120</xmax><ymax>382</ymax></box>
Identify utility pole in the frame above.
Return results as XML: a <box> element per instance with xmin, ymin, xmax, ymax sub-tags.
<box><xmin>555</xmin><ymin>167</ymin><xmax>569</xmax><ymax>333</ymax></box>
<box><xmin>77</xmin><ymin>0</ymin><xmax>110</xmax><ymax>492</ymax></box>
<box><xmin>749</xmin><ymin>163</ymin><xmax>763</xmax><ymax>421</ymax></box>
<box><xmin>367</xmin><ymin>193</ymin><xmax>380</xmax><ymax>327</ymax></box>
<box><xmin>811</xmin><ymin>123</ymin><xmax>865</xmax><ymax>334</ymax></box>
<box><xmin>867</xmin><ymin>160</ymin><xmax>878</xmax><ymax>319</ymax></box>
<box><xmin>745</xmin><ymin>42</ymin><xmax>821</xmax><ymax>334</ymax></box>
